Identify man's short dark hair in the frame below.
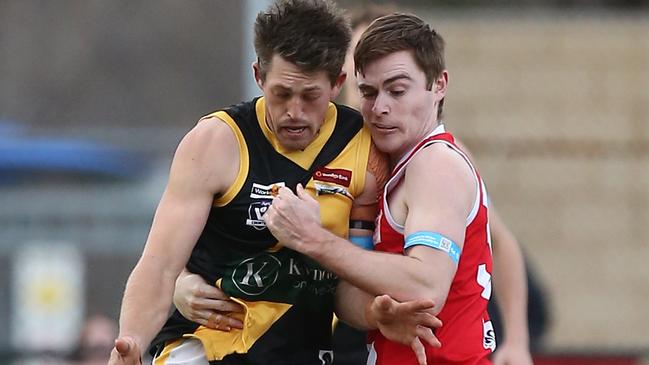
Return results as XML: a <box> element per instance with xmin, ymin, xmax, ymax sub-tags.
<box><xmin>254</xmin><ymin>0</ymin><xmax>351</xmax><ymax>85</ymax></box>
<box><xmin>354</xmin><ymin>13</ymin><xmax>446</xmax><ymax>118</ymax></box>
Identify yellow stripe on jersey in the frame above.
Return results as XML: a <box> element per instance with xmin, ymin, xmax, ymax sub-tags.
<box><xmin>351</xmin><ymin>125</ymin><xmax>372</xmax><ymax>198</ymax></box>
<box><xmin>255</xmin><ymin>97</ymin><xmax>337</xmax><ymax>170</ymax></box>
<box><xmin>201</xmin><ymin>112</ymin><xmax>250</xmax><ymax>207</ymax></box>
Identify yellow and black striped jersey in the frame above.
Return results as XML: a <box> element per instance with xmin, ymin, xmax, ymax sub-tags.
<box><xmin>152</xmin><ymin>97</ymin><xmax>372</xmax><ymax>365</ymax></box>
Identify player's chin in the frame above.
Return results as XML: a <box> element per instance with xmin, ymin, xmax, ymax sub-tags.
<box><xmin>277</xmin><ymin>129</ymin><xmax>314</xmax><ymax>150</ymax></box>
<box><xmin>370</xmin><ymin>137</ymin><xmax>400</xmax><ymax>156</ymax></box>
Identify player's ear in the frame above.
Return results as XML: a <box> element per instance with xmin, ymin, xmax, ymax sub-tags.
<box><xmin>253</xmin><ymin>60</ymin><xmax>264</xmax><ymax>89</ymax></box>
<box><xmin>432</xmin><ymin>70</ymin><xmax>448</xmax><ymax>98</ymax></box>
<box><xmin>330</xmin><ymin>71</ymin><xmax>347</xmax><ymax>100</ymax></box>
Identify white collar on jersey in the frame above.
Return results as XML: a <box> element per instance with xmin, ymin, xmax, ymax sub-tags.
<box><xmin>394</xmin><ymin>123</ymin><xmax>446</xmax><ymax>168</ymax></box>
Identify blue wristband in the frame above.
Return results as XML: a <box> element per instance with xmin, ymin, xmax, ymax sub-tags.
<box><xmin>349</xmin><ymin>235</ymin><xmax>374</xmax><ymax>250</ymax></box>
<box><xmin>404</xmin><ymin>231</ymin><xmax>461</xmax><ymax>264</ymax></box>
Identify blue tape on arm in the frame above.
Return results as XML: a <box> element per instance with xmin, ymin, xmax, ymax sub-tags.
<box><xmin>349</xmin><ymin>235</ymin><xmax>374</xmax><ymax>250</ymax></box>
<box><xmin>404</xmin><ymin>231</ymin><xmax>461</xmax><ymax>264</ymax></box>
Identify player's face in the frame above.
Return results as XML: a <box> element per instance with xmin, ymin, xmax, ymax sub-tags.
<box><xmin>357</xmin><ymin>50</ymin><xmax>447</xmax><ymax>160</ymax></box>
<box><xmin>256</xmin><ymin>55</ymin><xmax>344</xmax><ymax>151</ymax></box>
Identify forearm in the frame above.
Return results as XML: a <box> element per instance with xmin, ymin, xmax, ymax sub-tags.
<box><xmin>334</xmin><ymin>281</ymin><xmax>374</xmax><ymax>330</ymax></box>
<box><xmin>118</xmin><ymin>257</ymin><xmax>178</xmax><ymax>355</ymax></box>
<box><xmin>308</xmin><ymin>226</ymin><xmax>442</xmax><ymax>305</ymax></box>
<box><xmin>492</xmin><ymin>229</ymin><xmax>530</xmax><ymax>345</ymax></box>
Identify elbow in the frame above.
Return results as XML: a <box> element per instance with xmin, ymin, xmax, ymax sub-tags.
<box><xmin>396</xmin><ymin>286</ymin><xmax>447</xmax><ymax>316</ymax></box>
<box><xmin>414</xmin><ymin>281</ymin><xmax>449</xmax><ymax>316</ymax></box>
<box><xmin>429</xmin><ymin>291</ymin><xmax>449</xmax><ymax>316</ymax></box>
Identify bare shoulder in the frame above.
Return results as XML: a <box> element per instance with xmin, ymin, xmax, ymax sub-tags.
<box><xmin>178</xmin><ymin>116</ymin><xmax>237</xmax><ymax>156</ymax></box>
<box><xmin>171</xmin><ymin>116</ymin><xmax>240</xmax><ymax>195</ymax></box>
<box><xmin>407</xmin><ymin>143</ymin><xmax>473</xmax><ymax>184</ymax></box>
<box><xmin>405</xmin><ymin>143</ymin><xmax>476</xmax><ymax>211</ymax></box>
<box><xmin>453</xmin><ymin>138</ymin><xmax>477</xmax><ymax>164</ymax></box>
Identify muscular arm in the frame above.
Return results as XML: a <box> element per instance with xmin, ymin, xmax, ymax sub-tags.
<box><xmin>268</xmin><ymin>144</ymin><xmax>475</xmax><ymax>312</ymax></box>
<box><xmin>334</xmin><ymin>161</ymin><xmax>443</xmax><ymax>355</ymax></box>
<box><xmin>334</xmin><ymin>146</ymin><xmax>382</xmax><ymax>327</ymax></box>
<box><xmin>114</xmin><ymin>119</ymin><xmax>238</xmax><ymax>356</ymax></box>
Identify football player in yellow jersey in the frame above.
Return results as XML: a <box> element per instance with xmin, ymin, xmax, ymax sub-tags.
<box><xmin>108</xmin><ymin>1</ymin><xmax>439</xmax><ymax>365</ymax></box>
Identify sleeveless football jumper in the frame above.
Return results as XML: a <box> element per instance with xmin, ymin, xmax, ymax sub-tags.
<box><xmin>152</xmin><ymin>97</ymin><xmax>372</xmax><ymax>365</ymax></box>
<box><xmin>368</xmin><ymin>125</ymin><xmax>494</xmax><ymax>365</ymax></box>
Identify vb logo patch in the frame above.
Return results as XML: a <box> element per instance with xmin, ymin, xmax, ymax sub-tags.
<box><xmin>246</xmin><ymin>181</ymin><xmax>285</xmax><ymax>230</ymax></box>
<box><xmin>246</xmin><ymin>201</ymin><xmax>271</xmax><ymax>230</ymax></box>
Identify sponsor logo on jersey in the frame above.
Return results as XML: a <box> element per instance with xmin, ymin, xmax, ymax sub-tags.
<box><xmin>232</xmin><ymin>253</ymin><xmax>281</xmax><ymax>296</ymax></box>
<box><xmin>313</xmin><ymin>168</ymin><xmax>351</xmax><ymax>187</ymax></box>
<box><xmin>318</xmin><ymin>350</ymin><xmax>334</xmax><ymax>365</ymax></box>
<box><xmin>314</xmin><ymin>182</ymin><xmax>352</xmax><ymax>199</ymax></box>
<box><xmin>246</xmin><ymin>201</ymin><xmax>271</xmax><ymax>230</ymax></box>
<box><xmin>482</xmin><ymin>319</ymin><xmax>496</xmax><ymax>352</ymax></box>
<box><xmin>477</xmin><ymin>263</ymin><xmax>492</xmax><ymax>300</ymax></box>
<box><xmin>250</xmin><ymin>182</ymin><xmax>285</xmax><ymax>199</ymax></box>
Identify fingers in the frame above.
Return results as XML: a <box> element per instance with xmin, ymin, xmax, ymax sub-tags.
<box><xmin>373</xmin><ymin>294</ymin><xmax>395</xmax><ymax>312</ymax></box>
<box><xmin>204</xmin><ymin>312</ymin><xmax>244</xmax><ymax>330</ymax></box>
<box><xmin>207</xmin><ymin>312</ymin><xmax>230</xmax><ymax>331</ymax></box>
<box><xmin>414</xmin><ymin>312</ymin><xmax>443</xmax><ymax>330</ymax></box>
<box><xmin>191</xmin><ymin>297</ymin><xmax>244</xmax><ymax>313</ymax></box>
<box><xmin>410</xmin><ymin>337</ymin><xmax>428</xmax><ymax>365</ymax></box>
<box><xmin>221</xmin><ymin>314</ymin><xmax>244</xmax><ymax>329</ymax></box>
<box><xmin>113</xmin><ymin>336</ymin><xmax>141</xmax><ymax>364</ymax></box>
<box><xmin>115</xmin><ymin>336</ymin><xmax>138</xmax><ymax>356</ymax></box>
<box><xmin>296</xmin><ymin>183</ymin><xmax>306</xmax><ymax>197</ymax></box>
<box><xmin>114</xmin><ymin>338</ymin><xmax>132</xmax><ymax>355</ymax></box>
<box><xmin>180</xmin><ymin>296</ymin><xmax>243</xmax><ymax>326</ymax></box>
<box><xmin>416</xmin><ymin>325</ymin><xmax>442</xmax><ymax>349</ymax></box>
<box><xmin>276</xmin><ymin>186</ymin><xmax>296</xmax><ymax>199</ymax></box>
<box><xmin>195</xmin><ymin>284</ymin><xmax>232</xmax><ymax>300</ymax></box>
<box><xmin>394</xmin><ymin>298</ymin><xmax>436</xmax><ymax>315</ymax></box>
<box><xmin>296</xmin><ymin>183</ymin><xmax>317</xmax><ymax>204</ymax></box>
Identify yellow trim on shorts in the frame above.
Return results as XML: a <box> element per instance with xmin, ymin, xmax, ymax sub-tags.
<box><xmin>153</xmin><ymin>338</ymin><xmax>185</xmax><ymax>365</ymax></box>
<box><xmin>204</xmin><ymin>111</ymin><xmax>250</xmax><ymax>207</ymax></box>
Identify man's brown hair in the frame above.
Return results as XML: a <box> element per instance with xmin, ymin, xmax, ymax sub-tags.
<box><xmin>354</xmin><ymin>13</ymin><xmax>446</xmax><ymax>118</ymax></box>
<box><xmin>348</xmin><ymin>4</ymin><xmax>397</xmax><ymax>29</ymax></box>
<box><xmin>254</xmin><ymin>0</ymin><xmax>351</xmax><ymax>85</ymax></box>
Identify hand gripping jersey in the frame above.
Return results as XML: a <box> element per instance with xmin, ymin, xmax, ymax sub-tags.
<box><xmin>368</xmin><ymin>125</ymin><xmax>495</xmax><ymax>365</ymax></box>
<box><xmin>152</xmin><ymin>97</ymin><xmax>373</xmax><ymax>365</ymax></box>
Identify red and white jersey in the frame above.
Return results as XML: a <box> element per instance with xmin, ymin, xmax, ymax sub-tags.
<box><xmin>368</xmin><ymin>125</ymin><xmax>495</xmax><ymax>365</ymax></box>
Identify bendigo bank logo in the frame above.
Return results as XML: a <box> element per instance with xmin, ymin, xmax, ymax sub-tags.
<box><xmin>313</xmin><ymin>168</ymin><xmax>351</xmax><ymax>187</ymax></box>
<box><xmin>232</xmin><ymin>253</ymin><xmax>281</xmax><ymax>296</ymax></box>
